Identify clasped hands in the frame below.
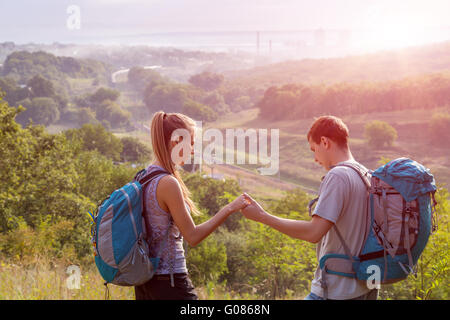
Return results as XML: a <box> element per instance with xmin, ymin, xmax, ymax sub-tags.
<box><xmin>226</xmin><ymin>193</ymin><xmax>266</xmax><ymax>222</ymax></box>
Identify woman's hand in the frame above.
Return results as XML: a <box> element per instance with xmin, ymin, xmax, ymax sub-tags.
<box><xmin>241</xmin><ymin>193</ymin><xmax>268</xmax><ymax>222</ymax></box>
<box><xmin>226</xmin><ymin>194</ymin><xmax>251</xmax><ymax>214</ymax></box>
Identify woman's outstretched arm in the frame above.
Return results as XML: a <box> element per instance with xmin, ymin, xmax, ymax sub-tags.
<box><xmin>158</xmin><ymin>175</ymin><xmax>248</xmax><ymax>246</ymax></box>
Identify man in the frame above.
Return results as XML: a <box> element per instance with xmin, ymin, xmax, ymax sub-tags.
<box><xmin>242</xmin><ymin>115</ymin><xmax>378</xmax><ymax>300</ymax></box>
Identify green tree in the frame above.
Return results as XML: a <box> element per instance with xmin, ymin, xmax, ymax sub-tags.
<box><xmin>89</xmin><ymin>87</ymin><xmax>120</xmax><ymax>104</ymax></box>
<box><xmin>186</xmin><ymin>230</ymin><xmax>228</xmax><ymax>287</ymax></box>
<box><xmin>182</xmin><ymin>99</ymin><xmax>218</xmax><ymax>122</ymax></box>
<box><xmin>0</xmin><ymin>77</ymin><xmax>29</xmax><ymax>106</ymax></box>
<box><xmin>242</xmin><ymin>222</ymin><xmax>316</xmax><ymax>299</ymax></box>
<box><xmin>189</xmin><ymin>72</ymin><xmax>224</xmax><ymax>91</ymax></box>
<box><xmin>183</xmin><ymin>173</ymin><xmax>243</xmax><ymax>231</ymax></box>
<box><xmin>120</xmin><ymin>136</ymin><xmax>152</xmax><ymax>163</ymax></box>
<box><xmin>202</xmin><ymin>92</ymin><xmax>230</xmax><ymax>115</ymax></box>
<box><xmin>76</xmin><ymin>107</ymin><xmax>98</xmax><ymax>126</ymax></box>
<box><xmin>74</xmin><ymin>150</ymin><xmax>136</xmax><ymax>202</ymax></box>
<box><xmin>0</xmin><ymin>95</ymin><xmax>142</xmax><ymax>264</ymax></box>
<box><xmin>197</xmin><ymin>188</ymin><xmax>319</xmax><ymax>299</ymax></box>
<box><xmin>27</xmin><ymin>75</ymin><xmax>55</xmax><ymax>98</ymax></box>
<box><xmin>429</xmin><ymin>112</ymin><xmax>450</xmax><ymax>147</ymax></box>
<box><xmin>364</xmin><ymin>120</ymin><xmax>398</xmax><ymax>148</ymax></box>
<box><xmin>144</xmin><ymin>83</ymin><xmax>188</xmax><ymax>114</ymax></box>
<box><xmin>64</xmin><ymin>123</ymin><xmax>123</xmax><ymax>161</ymax></box>
<box><xmin>95</xmin><ymin>100</ymin><xmax>131</xmax><ymax>129</ymax></box>
<box><xmin>0</xmin><ymin>97</ymin><xmax>92</xmax><ymax>243</ymax></box>
<box><xmin>128</xmin><ymin>67</ymin><xmax>165</xmax><ymax>92</ymax></box>
<box><xmin>16</xmin><ymin>97</ymin><xmax>60</xmax><ymax>126</ymax></box>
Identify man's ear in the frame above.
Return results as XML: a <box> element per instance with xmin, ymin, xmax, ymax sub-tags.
<box><xmin>320</xmin><ymin>136</ymin><xmax>330</xmax><ymax>149</ymax></box>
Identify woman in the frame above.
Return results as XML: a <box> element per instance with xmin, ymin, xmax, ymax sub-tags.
<box><xmin>134</xmin><ymin>111</ymin><xmax>249</xmax><ymax>300</ymax></box>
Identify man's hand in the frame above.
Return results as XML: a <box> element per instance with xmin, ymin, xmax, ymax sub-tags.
<box><xmin>226</xmin><ymin>194</ymin><xmax>251</xmax><ymax>213</ymax></box>
<box><xmin>241</xmin><ymin>193</ymin><xmax>267</xmax><ymax>222</ymax></box>
<box><xmin>241</xmin><ymin>194</ymin><xmax>334</xmax><ymax>243</ymax></box>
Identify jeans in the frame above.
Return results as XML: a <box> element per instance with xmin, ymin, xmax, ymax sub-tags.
<box><xmin>304</xmin><ymin>289</ymin><xmax>378</xmax><ymax>300</ymax></box>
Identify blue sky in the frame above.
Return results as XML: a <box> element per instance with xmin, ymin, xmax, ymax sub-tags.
<box><xmin>1</xmin><ymin>0</ymin><xmax>450</xmax><ymax>43</ymax></box>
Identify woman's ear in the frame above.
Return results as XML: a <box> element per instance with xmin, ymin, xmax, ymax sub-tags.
<box><xmin>169</xmin><ymin>136</ymin><xmax>182</xmax><ymax>149</ymax></box>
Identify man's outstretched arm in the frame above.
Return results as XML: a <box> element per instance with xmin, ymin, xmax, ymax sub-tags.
<box><xmin>242</xmin><ymin>193</ymin><xmax>334</xmax><ymax>243</ymax></box>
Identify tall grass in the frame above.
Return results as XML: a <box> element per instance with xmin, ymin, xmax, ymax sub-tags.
<box><xmin>0</xmin><ymin>257</ymin><xmax>271</xmax><ymax>300</ymax></box>
<box><xmin>0</xmin><ymin>258</ymin><xmax>135</xmax><ymax>300</ymax></box>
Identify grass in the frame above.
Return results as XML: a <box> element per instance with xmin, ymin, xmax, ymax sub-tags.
<box><xmin>0</xmin><ymin>260</ymin><xmax>135</xmax><ymax>300</ymax></box>
<box><xmin>0</xmin><ymin>258</ymin><xmax>276</xmax><ymax>300</ymax></box>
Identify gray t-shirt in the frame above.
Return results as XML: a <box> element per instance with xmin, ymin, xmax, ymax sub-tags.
<box><xmin>310</xmin><ymin>160</ymin><xmax>370</xmax><ymax>299</ymax></box>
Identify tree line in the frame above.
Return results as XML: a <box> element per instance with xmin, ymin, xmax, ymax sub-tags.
<box><xmin>1</xmin><ymin>50</ymin><xmax>109</xmax><ymax>87</ymax></box>
<box><xmin>256</xmin><ymin>72</ymin><xmax>450</xmax><ymax>121</ymax></box>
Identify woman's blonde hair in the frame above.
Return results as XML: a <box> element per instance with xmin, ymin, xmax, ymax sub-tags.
<box><xmin>150</xmin><ymin>111</ymin><xmax>200</xmax><ymax>215</ymax></box>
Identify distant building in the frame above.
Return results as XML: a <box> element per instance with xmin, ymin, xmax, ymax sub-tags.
<box><xmin>338</xmin><ymin>30</ymin><xmax>352</xmax><ymax>47</ymax></box>
<box><xmin>314</xmin><ymin>28</ymin><xmax>326</xmax><ymax>47</ymax></box>
<box><xmin>256</xmin><ymin>31</ymin><xmax>260</xmax><ymax>55</ymax></box>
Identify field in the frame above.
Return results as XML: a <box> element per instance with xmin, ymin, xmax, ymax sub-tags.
<box><xmin>45</xmin><ymin>99</ymin><xmax>450</xmax><ymax>207</ymax></box>
<box><xmin>190</xmin><ymin>106</ymin><xmax>450</xmax><ymax>201</ymax></box>
<box><xmin>0</xmin><ymin>259</ymin><xmax>273</xmax><ymax>300</ymax></box>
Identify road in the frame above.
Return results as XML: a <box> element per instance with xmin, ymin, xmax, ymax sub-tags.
<box><xmin>111</xmin><ymin>65</ymin><xmax>162</xmax><ymax>83</ymax></box>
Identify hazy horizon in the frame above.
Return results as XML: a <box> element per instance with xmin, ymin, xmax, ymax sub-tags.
<box><xmin>1</xmin><ymin>0</ymin><xmax>450</xmax><ymax>54</ymax></box>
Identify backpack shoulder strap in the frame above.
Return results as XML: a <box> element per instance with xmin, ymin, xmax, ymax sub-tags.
<box><xmin>331</xmin><ymin>161</ymin><xmax>372</xmax><ymax>190</ymax></box>
<box><xmin>137</xmin><ymin>169</ymin><xmax>169</xmax><ymax>188</ymax></box>
<box><xmin>308</xmin><ymin>161</ymin><xmax>371</xmax><ymax>216</ymax></box>
<box><xmin>137</xmin><ymin>168</ymin><xmax>176</xmax><ymax>287</ymax></box>
<box><xmin>324</xmin><ymin>162</ymin><xmax>372</xmax><ymax>280</ymax></box>
<box><xmin>138</xmin><ymin>169</ymin><xmax>170</xmax><ymax>242</ymax></box>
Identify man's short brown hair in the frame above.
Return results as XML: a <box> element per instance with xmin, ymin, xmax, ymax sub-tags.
<box><xmin>307</xmin><ymin>115</ymin><xmax>349</xmax><ymax>148</ymax></box>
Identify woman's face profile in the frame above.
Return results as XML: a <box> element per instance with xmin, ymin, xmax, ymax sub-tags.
<box><xmin>169</xmin><ymin>128</ymin><xmax>195</xmax><ymax>166</ymax></box>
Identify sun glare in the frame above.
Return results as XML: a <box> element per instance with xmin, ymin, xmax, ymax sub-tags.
<box><xmin>357</xmin><ymin>6</ymin><xmax>431</xmax><ymax>51</ymax></box>
<box><xmin>367</xmin><ymin>27</ymin><xmax>424</xmax><ymax>50</ymax></box>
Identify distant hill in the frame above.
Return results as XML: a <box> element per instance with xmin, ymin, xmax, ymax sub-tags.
<box><xmin>225</xmin><ymin>41</ymin><xmax>450</xmax><ymax>89</ymax></box>
<box><xmin>1</xmin><ymin>50</ymin><xmax>111</xmax><ymax>86</ymax></box>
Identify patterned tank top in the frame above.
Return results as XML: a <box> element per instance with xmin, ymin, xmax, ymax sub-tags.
<box><xmin>144</xmin><ymin>165</ymin><xmax>188</xmax><ymax>275</ymax></box>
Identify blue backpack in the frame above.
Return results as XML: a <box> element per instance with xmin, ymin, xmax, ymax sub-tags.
<box><xmin>309</xmin><ymin>158</ymin><xmax>438</xmax><ymax>298</ymax></box>
<box><xmin>88</xmin><ymin>168</ymin><xmax>170</xmax><ymax>287</ymax></box>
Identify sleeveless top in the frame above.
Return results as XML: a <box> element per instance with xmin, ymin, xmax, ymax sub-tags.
<box><xmin>144</xmin><ymin>164</ymin><xmax>188</xmax><ymax>275</ymax></box>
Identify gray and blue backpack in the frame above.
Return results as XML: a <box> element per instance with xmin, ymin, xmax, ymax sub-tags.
<box><xmin>309</xmin><ymin>158</ymin><xmax>438</xmax><ymax>297</ymax></box>
<box><xmin>88</xmin><ymin>168</ymin><xmax>170</xmax><ymax>287</ymax></box>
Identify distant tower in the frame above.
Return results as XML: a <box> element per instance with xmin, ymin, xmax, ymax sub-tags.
<box><xmin>256</xmin><ymin>31</ymin><xmax>260</xmax><ymax>55</ymax></box>
<box><xmin>339</xmin><ymin>29</ymin><xmax>352</xmax><ymax>47</ymax></box>
<box><xmin>314</xmin><ymin>28</ymin><xmax>326</xmax><ymax>47</ymax></box>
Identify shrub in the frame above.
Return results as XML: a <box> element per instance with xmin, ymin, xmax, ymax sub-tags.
<box><xmin>429</xmin><ymin>112</ymin><xmax>450</xmax><ymax>147</ymax></box>
<box><xmin>364</xmin><ymin>120</ymin><xmax>398</xmax><ymax>148</ymax></box>
<box><xmin>120</xmin><ymin>136</ymin><xmax>152</xmax><ymax>163</ymax></box>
